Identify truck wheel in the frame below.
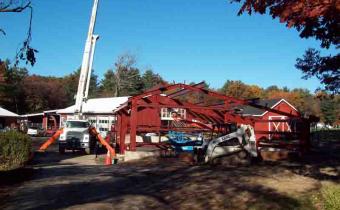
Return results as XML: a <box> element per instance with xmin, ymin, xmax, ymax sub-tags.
<box><xmin>59</xmin><ymin>146</ymin><xmax>65</xmax><ymax>154</ymax></box>
<box><xmin>85</xmin><ymin>148</ymin><xmax>91</xmax><ymax>155</ymax></box>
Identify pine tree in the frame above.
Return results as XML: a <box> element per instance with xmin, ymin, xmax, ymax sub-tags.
<box><xmin>320</xmin><ymin>98</ymin><xmax>337</xmax><ymax>126</ymax></box>
<box><xmin>142</xmin><ymin>69</ymin><xmax>164</xmax><ymax>91</ymax></box>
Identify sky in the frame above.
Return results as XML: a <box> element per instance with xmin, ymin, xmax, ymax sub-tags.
<box><xmin>0</xmin><ymin>0</ymin><xmax>327</xmax><ymax>92</ymax></box>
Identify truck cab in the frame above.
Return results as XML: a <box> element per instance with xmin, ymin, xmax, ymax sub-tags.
<box><xmin>58</xmin><ymin>120</ymin><xmax>96</xmax><ymax>154</ymax></box>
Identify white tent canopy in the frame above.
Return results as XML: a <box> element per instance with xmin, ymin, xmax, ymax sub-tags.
<box><xmin>0</xmin><ymin>106</ymin><xmax>18</xmax><ymax>117</ymax></box>
<box><xmin>57</xmin><ymin>97</ymin><xmax>129</xmax><ymax>114</ymax></box>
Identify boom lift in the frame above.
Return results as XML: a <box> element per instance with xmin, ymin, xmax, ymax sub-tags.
<box><xmin>39</xmin><ymin>0</ymin><xmax>116</xmax><ymax>158</ymax></box>
<box><xmin>74</xmin><ymin>0</ymin><xmax>99</xmax><ymax>117</ymax></box>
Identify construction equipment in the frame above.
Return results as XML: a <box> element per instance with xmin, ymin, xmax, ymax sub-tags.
<box><xmin>56</xmin><ymin>0</ymin><xmax>101</xmax><ymax>154</ymax></box>
<box><xmin>194</xmin><ymin>124</ymin><xmax>258</xmax><ymax>164</ymax></box>
<box><xmin>74</xmin><ymin>0</ymin><xmax>99</xmax><ymax>116</ymax></box>
<box><xmin>38</xmin><ymin>128</ymin><xmax>64</xmax><ymax>151</ymax></box>
<box><xmin>58</xmin><ymin>120</ymin><xmax>96</xmax><ymax>154</ymax></box>
<box><xmin>39</xmin><ymin>0</ymin><xmax>116</xmax><ymax>159</ymax></box>
<box><xmin>167</xmin><ymin>131</ymin><xmax>203</xmax><ymax>152</ymax></box>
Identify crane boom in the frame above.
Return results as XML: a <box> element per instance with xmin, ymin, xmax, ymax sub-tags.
<box><xmin>85</xmin><ymin>34</ymin><xmax>99</xmax><ymax>99</ymax></box>
<box><xmin>74</xmin><ymin>0</ymin><xmax>99</xmax><ymax>118</ymax></box>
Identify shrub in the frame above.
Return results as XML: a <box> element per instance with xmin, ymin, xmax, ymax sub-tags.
<box><xmin>0</xmin><ymin>131</ymin><xmax>32</xmax><ymax>171</ymax></box>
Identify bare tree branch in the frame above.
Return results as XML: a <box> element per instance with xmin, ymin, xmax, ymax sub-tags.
<box><xmin>0</xmin><ymin>1</ymin><xmax>31</xmax><ymax>13</ymax></box>
<box><xmin>0</xmin><ymin>0</ymin><xmax>37</xmax><ymax>66</ymax></box>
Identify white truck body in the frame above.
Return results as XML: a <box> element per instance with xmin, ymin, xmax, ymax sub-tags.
<box><xmin>58</xmin><ymin>120</ymin><xmax>94</xmax><ymax>154</ymax></box>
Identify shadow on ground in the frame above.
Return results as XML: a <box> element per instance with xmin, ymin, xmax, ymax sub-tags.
<box><xmin>0</xmin><ymin>138</ymin><xmax>339</xmax><ymax>210</ymax></box>
<box><xmin>1</xmin><ymin>160</ymin><xmax>306</xmax><ymax>210</ymax></box>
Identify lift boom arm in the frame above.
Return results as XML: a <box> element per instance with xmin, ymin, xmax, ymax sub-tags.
<box><xmin>74</xmin><ymin>0</ymin><xmax>99</xmax><ymax>117</ymax></box>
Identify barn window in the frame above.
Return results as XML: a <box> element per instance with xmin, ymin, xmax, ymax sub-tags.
<box><xmin>99</xmin><ymin>127</ymin><xmax>108</xmax><ymax>131</ymax></box>
<box><xmin>161</xmin><ymin>108</ymin><xmax>186</xmax><ymax>120</ymax></box>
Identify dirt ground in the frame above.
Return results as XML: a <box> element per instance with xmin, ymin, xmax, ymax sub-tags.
<box><xmin>0</xmin><ymin>137</ymin><xmax>339</xmax><ymax>210</ymax></box>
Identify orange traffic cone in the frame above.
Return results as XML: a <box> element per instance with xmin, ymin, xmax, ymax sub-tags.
<box><xmin>105</xmin><ymin>150</ymin><xmax>112</xmax><ymax>165</ymax></box>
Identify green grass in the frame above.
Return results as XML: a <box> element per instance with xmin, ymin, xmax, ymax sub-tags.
<box><xmin>320</xmin><ymin>184</ymin><xmax>340</xmax><ymax>210</ymax></box>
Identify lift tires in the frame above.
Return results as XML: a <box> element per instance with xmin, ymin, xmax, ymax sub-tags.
<box><xmin>59</xmin><ymin>146</ymin><xmax>66</xmax><ymax>154</ymax></box>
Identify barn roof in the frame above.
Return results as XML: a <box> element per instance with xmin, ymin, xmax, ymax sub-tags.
<box><xmin>21</xmin><ymin>112</ymin><xmax>44</xmax><ymax>117</ymax></box>
<box><xmin>0</xmin><ymin>106</ymin><xmax>18</xmax><ymax>117</ymax></box>
<box><xmin>239</xmin><ymin>99</ymin><xmax>297</xmax><ymax>116</ymax></box>
<box><xmin>57</xmin><ymin>97</ymin><xmax>129</xmax><ymax>114</ymax></box>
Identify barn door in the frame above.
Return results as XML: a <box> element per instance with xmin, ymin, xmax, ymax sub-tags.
<box><xmin>268</xmin><ymin>116</ymin><xmax>293</xmax><ymax>140</ymax></box>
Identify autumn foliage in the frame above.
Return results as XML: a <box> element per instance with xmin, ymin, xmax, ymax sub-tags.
<box><xmin>231</xmin><ymin>0</ymin><xmax>340</xmax><ymax>93</ymax></box>
<box><xmin>232</xmin><ymin>0</ymin><xmax>339</xmax><ymax>47</ymax></box>
<box><xmin>219</xmin><ymin>80</ymin><xmax>339</xmax><ymax>125</ymax></box>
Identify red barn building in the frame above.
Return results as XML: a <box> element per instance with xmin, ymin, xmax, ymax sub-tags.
<box><xmin>239</xmin><ymin>99</ymin><xmax>300</xmax><ymax>141</ymax></box>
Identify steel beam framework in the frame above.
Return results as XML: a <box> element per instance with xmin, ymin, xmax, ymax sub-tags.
<box><xmin>114</xmin><ymin>83</ymin><xmax>314</xmax><ymax>155</ymax></box>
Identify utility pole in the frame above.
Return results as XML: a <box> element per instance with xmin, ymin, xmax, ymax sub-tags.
<box><xmin>74</xmin><ymin>0</ymin><xmax>99</xmax><ymax>118</ymax></box>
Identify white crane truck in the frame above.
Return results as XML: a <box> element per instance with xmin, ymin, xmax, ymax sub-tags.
<box><xmin>58</xmin><ymin>0</ymin><xmax>101</xmax><ymax>154</ymax></box>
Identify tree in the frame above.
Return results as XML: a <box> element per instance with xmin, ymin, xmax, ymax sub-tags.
<box><xmin>100</xmin><ymin>54</ymin><xmax>144</xmax><ymax>97</ymax></box>
<box><xmin>334</xmin><ymin>95</ymin><xmax>340</xmax><ymax>125</ymax></box>
<box><xmin>0</xmin><ymin>60</ymin><xmax>28</xmax><ymax>113</ymax></box>
<box><xmin>265</xmin><ymin>85</ymin><xmax>280</xmax><ymax>92</ymax></box>
<box><xmin>62</xmin><ymin>68</ymin><xmax>99</xmax><ymax>105</ymax></box>
<box><xmin>320</xmin><ymin>97</ymin><xmax>337</xmax><ymax>125</ymax></box>
<box><xmin>142</xmin><ymin>69</ymin><xmax>164</xmax><ymax>91</ymax></box>
<box><xmin>220</xmin><ymin>80</ymin><xmax>264</xmax><ymax>99</ymax></box>
<box><xmin>220</xmin><ymin>80</ymin><xmax>248</xmax><ymax>98</ymax></box>
<box><xmin>231</xmin><ymin>0</ymin><xmax>339</xmax><ymax>93</ymax></box>
<box><xmin>23</xmin><ymin>75</ymin><xmax>68</xmax><ymax>112</ymax></box>
<box><xmin>99</xmin><ymin>69</ymin><xmax>116</xmax><ymax>97</ymax></box>
<box><xmin>296</xmin><ymin>48</ymin><xmax>339</xmax><ymax>93</ymax></box>
<box><xmin>0</xmin><ymin>0</ymin><xmax>37</xmax><ymax>66</ymax></box>
<box><xmin>244</xmin><ymin>85</ymin><xmax>264</xmax><ymax>98</ymax></box>
<box><xmin>0</xmin><ymin>61</ymin><xmax>6</xmax><ymax>95</ymax></box>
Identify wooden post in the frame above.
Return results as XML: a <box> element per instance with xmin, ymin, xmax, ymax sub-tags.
<box><xmin>116</xmin><ymin>114</ymin><xmax>121</xmax><ymax>153</ymax></box>
<box><xmin>120</xmin><ymin>113</ymin><xmax>128</xmax><ymax>154</ymax></box>
<box><xmin>130</xmin><ymin>99</ymin><xmax>137</xmax><ymax>151</ymax></box>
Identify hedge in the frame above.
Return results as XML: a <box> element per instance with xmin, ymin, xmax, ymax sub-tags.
<box><xmin>0</xmin><ymin>131</ymin><xmax>32</xmax><ymax>171</ymax></box>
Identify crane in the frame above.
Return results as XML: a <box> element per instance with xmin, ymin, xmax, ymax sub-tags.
<box><xmin>39</xmin><ymin>0</ymin><xmax>116</xmax><ymax>161</ymax></box>
<box><xmin>74</xmin><ymin>0</ymin><xmax>99</xmax><ymax>118</ymax></box>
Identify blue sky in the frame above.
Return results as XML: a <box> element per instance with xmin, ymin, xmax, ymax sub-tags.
<box><xmin>0</xmin><ymin>0</ymin><xmax>325</xmax><ymax>91</ymax></box>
